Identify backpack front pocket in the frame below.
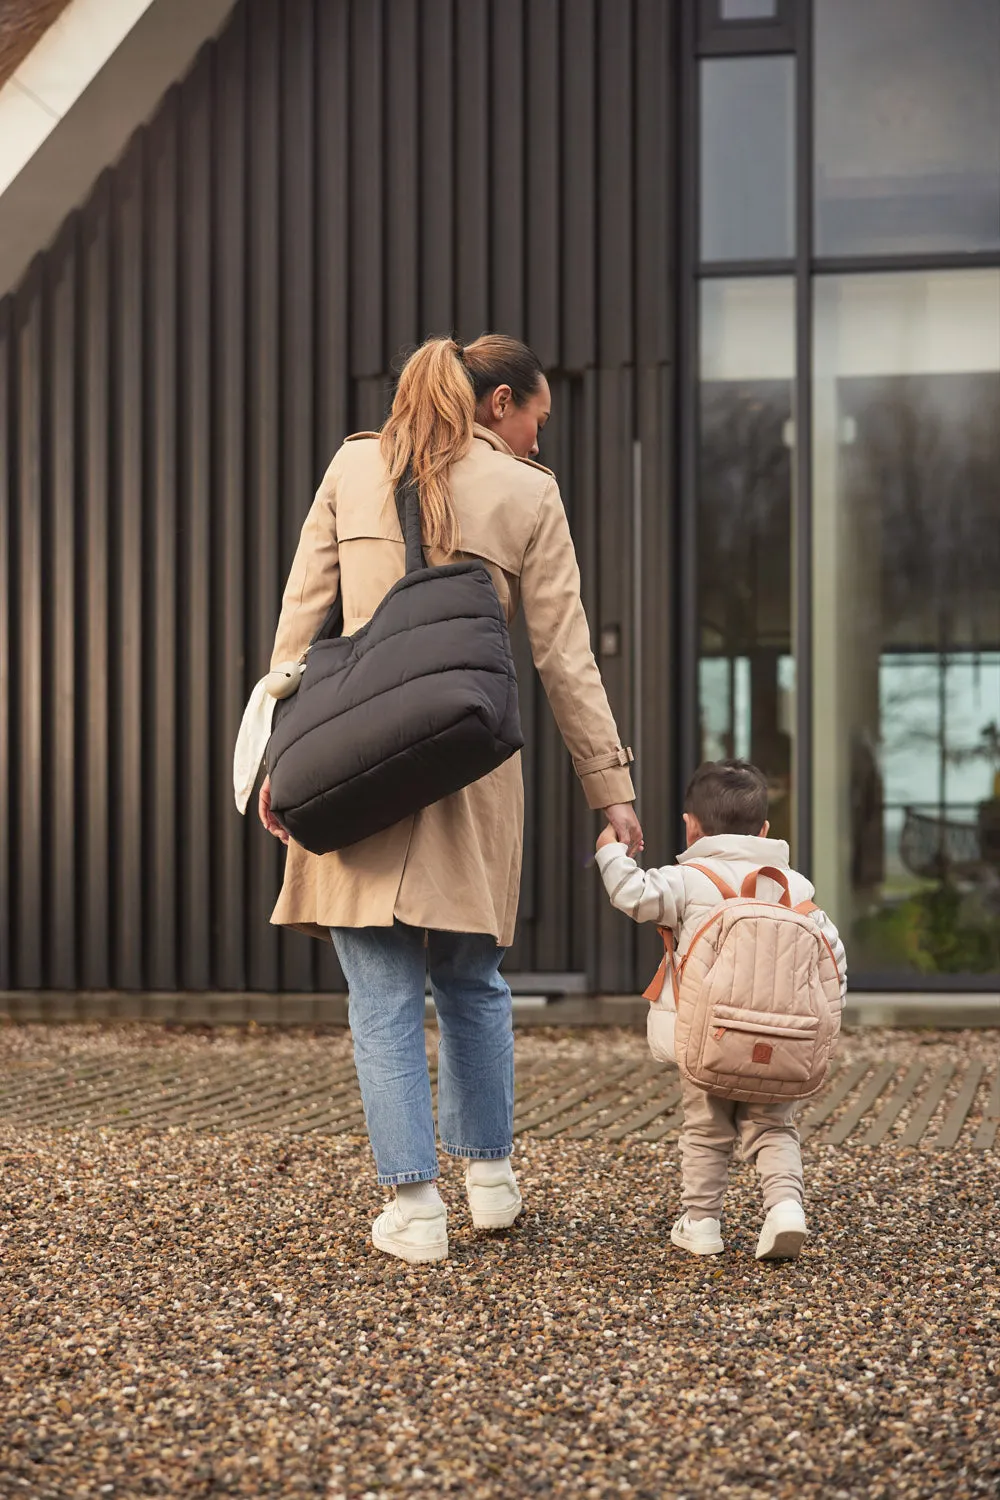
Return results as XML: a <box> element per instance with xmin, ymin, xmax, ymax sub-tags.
<box><xmin>703</xmin><ymin>1009</ymin><xmax>819</xmax><ymax>1083</ymax></box>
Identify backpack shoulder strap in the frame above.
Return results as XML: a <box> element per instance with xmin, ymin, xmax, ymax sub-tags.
<box><xmin>643</xmin><ymin>927</ymin><xmax>679</xmax><ymax>1005</ymax></box>
<box><xmin>686</xmin><ymin>863</ymin><xmax>738</xmax><ymax>902</ymax></box>
<box><xmin>794</xmin><ymin>898</ymin><xmax>819</xmax><ymax>915</ymax></box>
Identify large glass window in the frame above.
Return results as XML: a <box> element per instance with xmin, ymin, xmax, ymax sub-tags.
<box><xmin>700</xmin><ymin>56</ymin><xmax>795</xmax><ymax>262</ymax></box>
<box><xmin>814</xmin><ymin>0</ymin><xmax>1000</xmax><ymax>257</ymax></box>
<box><xmin>812</xmin><ymin>269</ymin><xmax>1000</xmax><ymax>977</ymax></box>
<box><xmin>699</xmin><ymin>279</ymin><xmax>796</xmax><ymax>849</ymax></box>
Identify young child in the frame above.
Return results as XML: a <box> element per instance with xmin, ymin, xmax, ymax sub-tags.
<box><xmin>595</xmin><ymin>759</ymin><xmax>847</xmax><ymax>1260</ymax></box>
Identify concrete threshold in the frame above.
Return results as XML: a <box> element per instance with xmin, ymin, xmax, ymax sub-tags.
<box><xmin>1</xmin><ymin>990</ymin><xmax>997</xmax><ymax>1030</ymax></box>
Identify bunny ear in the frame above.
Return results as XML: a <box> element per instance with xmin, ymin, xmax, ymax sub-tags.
<box><xmin>264</xmin><ymin>660</ymin><xmax>306</xmax><ymax>701</ymax></box>
<box><xmin>234</xmin><ymin>662</ymin><xmax>305</xmax><ymax>814</ymax></box>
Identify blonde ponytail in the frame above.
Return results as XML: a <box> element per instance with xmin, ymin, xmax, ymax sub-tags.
<box><xmin>380</xmin><ymin>337</ymin><xmax>474</xmax><ymax>557</ymax></box>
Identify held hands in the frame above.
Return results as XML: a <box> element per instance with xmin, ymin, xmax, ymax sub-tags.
<box><xmin>600</xmin><ymin>802</ymin><xmax>643</xmax><ymax>858</ymax></box>
<box><xmin>258</xmin><ymin>775</ymin><xmax>290</xmax><ymax>845</ymax></box>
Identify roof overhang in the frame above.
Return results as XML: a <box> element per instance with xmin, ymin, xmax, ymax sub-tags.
<box><xmin>0</xmin><ymin>0</ymin><xmax>235</xmax><ymax>297</ymax></box>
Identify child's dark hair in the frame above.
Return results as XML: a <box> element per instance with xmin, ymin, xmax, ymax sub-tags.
<box><xmin>685</xmin><ymin>760</ymin><xmax>769</xmax><ymax>837</ymax></box>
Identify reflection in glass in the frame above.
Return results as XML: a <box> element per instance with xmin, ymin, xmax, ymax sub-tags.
<box><xmin>699</xmin><ymin>279</ymin><xmax>796</xmax><ymax>850</ymax></box>
<box><xmin>814</xmin><ymin>0</ymin><xmax>1000</xmax><ymax>255</ymax></box>
<box><xmin>813</xmin><ymin>270</ymin><xmax>1000</xmax><ymax>976</ymax></box>
<box><xmin>700</xmin><ymin>56</ymin><xmax>795</xmax><ymax>262</ymax></box>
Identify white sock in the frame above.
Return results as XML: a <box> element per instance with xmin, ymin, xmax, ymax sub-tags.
<box><xmin>395</xmin><ymin>1180</ymin><xmax>443</xmax><ymax>1211</ymax></box>
<box><xmin>466</xmin><ymin>1156</ymin><xmax>513</xmax><ymax>1185</ymax></box>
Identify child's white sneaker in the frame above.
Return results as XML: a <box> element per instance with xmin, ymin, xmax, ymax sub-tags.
<box><xmin>670</xmin><ymin>1213</ymin><xmax>724</xmax><ymax>1255</ymax></box>
<box><xmin>371</xmin><ymin>1198</ymin><xmax>448</xmax><ymax>1264</ymax></box>
<box><xmin>756</xmin><ymin>1199</ymin><xmax>808</xmax><ymax>1260</ymax></box>
<box><xmin>465</xmin><ymin>1158</ymin><xmax>522</xmax><ymax>1229</ymax></box>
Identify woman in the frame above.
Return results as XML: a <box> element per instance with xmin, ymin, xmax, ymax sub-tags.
<box><xmin>258</xmin><ymin>335</ymin><xmax>642</xmax><ymax>1264</ymax></box>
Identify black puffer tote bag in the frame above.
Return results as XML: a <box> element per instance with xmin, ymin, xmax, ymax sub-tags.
<box><xmin>265</xmin><ymin>469</ymin><xmax>523</xmax><ymax>854</ymax></box>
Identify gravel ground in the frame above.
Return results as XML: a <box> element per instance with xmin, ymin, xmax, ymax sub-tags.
<box><xmin>1</xmin><ymin>1024</ymin><xmax>998</xmax><ymax>1499</ymax></box>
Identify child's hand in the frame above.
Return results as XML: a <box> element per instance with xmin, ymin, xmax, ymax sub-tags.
<box><xmin>596</xmin><ymin>823</ymin><xmax>620</xmax><ymax>852</ymax></box>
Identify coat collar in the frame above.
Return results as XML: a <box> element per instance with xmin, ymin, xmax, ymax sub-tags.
<box><xmin>678</xmin><ymin>834</ymin><xmax>791</xmax><ymax>867</ymax></box>
<box><xmin>472</xmin><ymin>422</ymin><xmax>515</xmax><ymax>456</ymax></box>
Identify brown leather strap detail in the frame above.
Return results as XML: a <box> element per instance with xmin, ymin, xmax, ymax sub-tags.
<box><xmin>687</xmin><ymin>863</ymin><xmax>738</xmax><ymax>902</ymax></box>
<box><xmin>740</xmin><ymin>866</ymin><xmax>792</xmax><ymax>907</ymax></box>
<box><xmin>794</xmin><ymin>899</ymin><xmax>819</xmax><ymax>915</ymax></box>
<box><xmin>642</xmin><ymin>926</ymin><xmax>679</xmax><ymax>1005</ymax></box>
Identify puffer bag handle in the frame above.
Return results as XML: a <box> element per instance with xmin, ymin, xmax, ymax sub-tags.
<box><xmin>739</xmin><ymin>866</ymin><xmax>792</xmax><ymax>907</ymax></box>
<box><xmin>394</xmin><ymin>467</ymin><xmax>427</xmax><ymax>574</ymax></box>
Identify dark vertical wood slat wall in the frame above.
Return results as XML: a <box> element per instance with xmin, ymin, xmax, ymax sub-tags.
<box><xmin>245</xmin><ymin>0</ymin><xmax>282</xmax><ymax>994</ymax></box>
<box><xmin>560</xmin><ymin>0</ymin><xmax>597</xmax><ymax>373</ymax></box>
<box><xmin>48</xmin><ymin>224</ymin><xmax>78</xmax><ymax>990</ymax></box>
<box><xmin>0</xmin><ymin>301</ymin><xmax>10</xmax><ymax>989</ymax></box>
<box><xmin>147</xmin><ymin>97</ymin><xmax>180</xmax><ymax>990</ymax></box>
<box><xmin>384</xmin><ymin>0</ymin><xmax>420</xmax><ymax>365</ymax></box>
<box><xmin>455</xmin><ymin>0</ymin><xmax>490</xmax><ymax>340</ymax></box>
<box><xmin>111</xmin><ymin>141</ymin><xmax>145</xmax><ymax>993</ymax></box>
<box><xmin>525</xmin><ymin>0</ymin><xmax>560</xmax><ymax>367</ymax></box>
<box><xmin>488</xmin><ymin>0</ymin><xmax>525</xmax><ymax>336</ymax></box>
<box><xmin>212</xmin><ymin>8</ymin><xmax>248</xmax><ymax>991</ymax></box>
<box><xmin>277</xmin><ymin>0</ymin><xmax>317</xmax><ymax>994</ymax></box>
<box><xmin>0</xmin><ymin>0</ymin><xmax>677</xmax><ymax>1004</ymax></box>
<box><xmin>81</xmin><ymin>180</ymin><xmax>111</xmax><ymax>990</ymax></box>
<box><xmin>13</xmin><ymin>272</ymin><xmax>45</xmax><ymax>987</ymax></box>
<box><xmin>420</xmin><ymin>0</ymin><xmax>455</xmax><ymax>338</ymax></box>
<box><xmin>179</xmin><ymin>55</ymin><xmax>213</xmax><ymax>992</ymax></box>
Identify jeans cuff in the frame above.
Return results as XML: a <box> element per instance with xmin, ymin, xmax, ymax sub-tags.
<box><xmin>440</xmin><ymin>1143</ymin><xmax>512</xmax><ymax>1161</ymax></box>
<box><xmin>376</xmin><ymin>1168</ymin><xmax>440</xmax><ymax>1187</ymax></box>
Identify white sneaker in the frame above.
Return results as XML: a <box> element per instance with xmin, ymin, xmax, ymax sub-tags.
<box><xmin>670</xmin><ymin>1213</ymin><xmax>724</xmax><ymax>1256</ymax></box>
<box><xmin>465</xmin><ymin>1158</ymin><xmax>523</xmax><ymax>1230</ymax></box>
<box><xmin>756</xmin><ymin>1199</ymin><xmax>808</xmax><ymax>1260</ymax></box>
<box><xmin>371</xmin><ymin>1199</ymin><xmax>448</xmax><ymax>1264</ymax></box>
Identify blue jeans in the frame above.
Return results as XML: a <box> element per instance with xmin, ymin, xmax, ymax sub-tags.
<box><xmin>330</xmin><ymin>921</ymin><xmax>515</xmax><ymax>1186</ymax></box>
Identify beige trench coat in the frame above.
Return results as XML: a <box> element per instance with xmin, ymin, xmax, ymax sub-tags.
<box><xmin>268</xmin><ymin>424</ymin><xmax>635</xmax><ymax>946</ymax></box>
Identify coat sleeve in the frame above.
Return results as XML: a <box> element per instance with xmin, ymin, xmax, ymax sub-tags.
<box><xmin>269</xmin><ymin>457</ymin><xmax>340</xmax><ymax>670</ymax></box>
<box><xmin>519</xmin><ymin>478</ymin><xmax>635</xmax><ymax>810</ymax></box>
<box><xmin>595</xmin><ymin>844</ymin><xmax>688</xmax><ymax>927</ymax></box>
<box><xmin>815</xmin><ymin>910</ymin><xmax>849</xmax><ymax>1004</ymax></box>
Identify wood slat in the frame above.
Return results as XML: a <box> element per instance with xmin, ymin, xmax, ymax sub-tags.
<box><xmin>79</xmin><ymin>178</ymin><xmax>112</xmax><ymax>989</ymax></box>
<box><xmin>897</xmin><ymin>1062</ymin><xmax>957</xmax><ymax>1147</ymax></box>
<box><xmin>46</xmin><ymin>222</ymin><xmax>78</xmax><ymax>991</ymax></box>
<box><xmin>566</xmin><ymin>1066</ymin><xmax>671</xmax><ymax>1138</ymax></box>
<box><xmin>930</xmin><ymin>1061</ymin><xmax>986</xmax><ymax>1150</ymax></box>
<box><xmin>972</xmin><ymin>1070</ymin><xmax>1000</xmax><ymax>1151</ymax></box>
<box><xmin>638</xmin><ymin>1098</ymin><xmax>686</xmax><ymax>1141</ymax></box>
<box><xmin>798</xmin><ymin>1061</ymin><xmax>871</xmax><ymax>1141</ymax></box>
<box><xmin>858</xmin><ymin>1060</ymin><xmax>929</xmax><ymax>1146</ymax></box>
<box><xmin>146</xmin><ymin>96</ymin><xmax>180</xmax><ymax>990</ymax></box>
<box><xmin>826</xmin><ymin>1061</ymin><xmax>899</xmax><ymax>1146</ymax></box>
<box><xmin>605</xmin><ymin>1084</ymin><xmax>684</xmax><ymax>1143</ymax></box>
<box><xmin>514</xmin><ymin>1062</ymin><xmax>635</xmax><ymax>1134</ymax></box>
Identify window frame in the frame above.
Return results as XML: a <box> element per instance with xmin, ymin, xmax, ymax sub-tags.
<box><xmin>698</xmin><ymin>0</ymin><xmax>796</xmax><ymax>56</ymax></box>
<box><xmin>678</xmin><ymin>0</ymin><xmax>1000</xmax><ymax>991</ymax></box>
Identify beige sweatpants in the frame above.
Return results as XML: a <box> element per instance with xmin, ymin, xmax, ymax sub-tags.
<box><xmin>679</xmin><ymin>1078</ymin><xmax>804</xmax><ymax>1218</ymax></box>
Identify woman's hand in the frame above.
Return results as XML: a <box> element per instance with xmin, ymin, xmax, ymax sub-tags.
<box><xmin>602</xmin><ymin>803</ymin><xmax>643</xmax><ymax>858</ymax></box>
<box><xmin>258</xmin><ymin>775</ymin><xmax>290</xmax><ymax>845</ymax></box>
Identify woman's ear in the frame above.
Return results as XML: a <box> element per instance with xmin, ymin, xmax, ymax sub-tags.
<box><xmin>760</xmin><ymin>820</ymin><xmax>770</xmax><ymax>836</ymax></box>
<box><xmin>491</xmin><ymin>383</ymin><xmax>513</xmax><ymax>419</ymax></box>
